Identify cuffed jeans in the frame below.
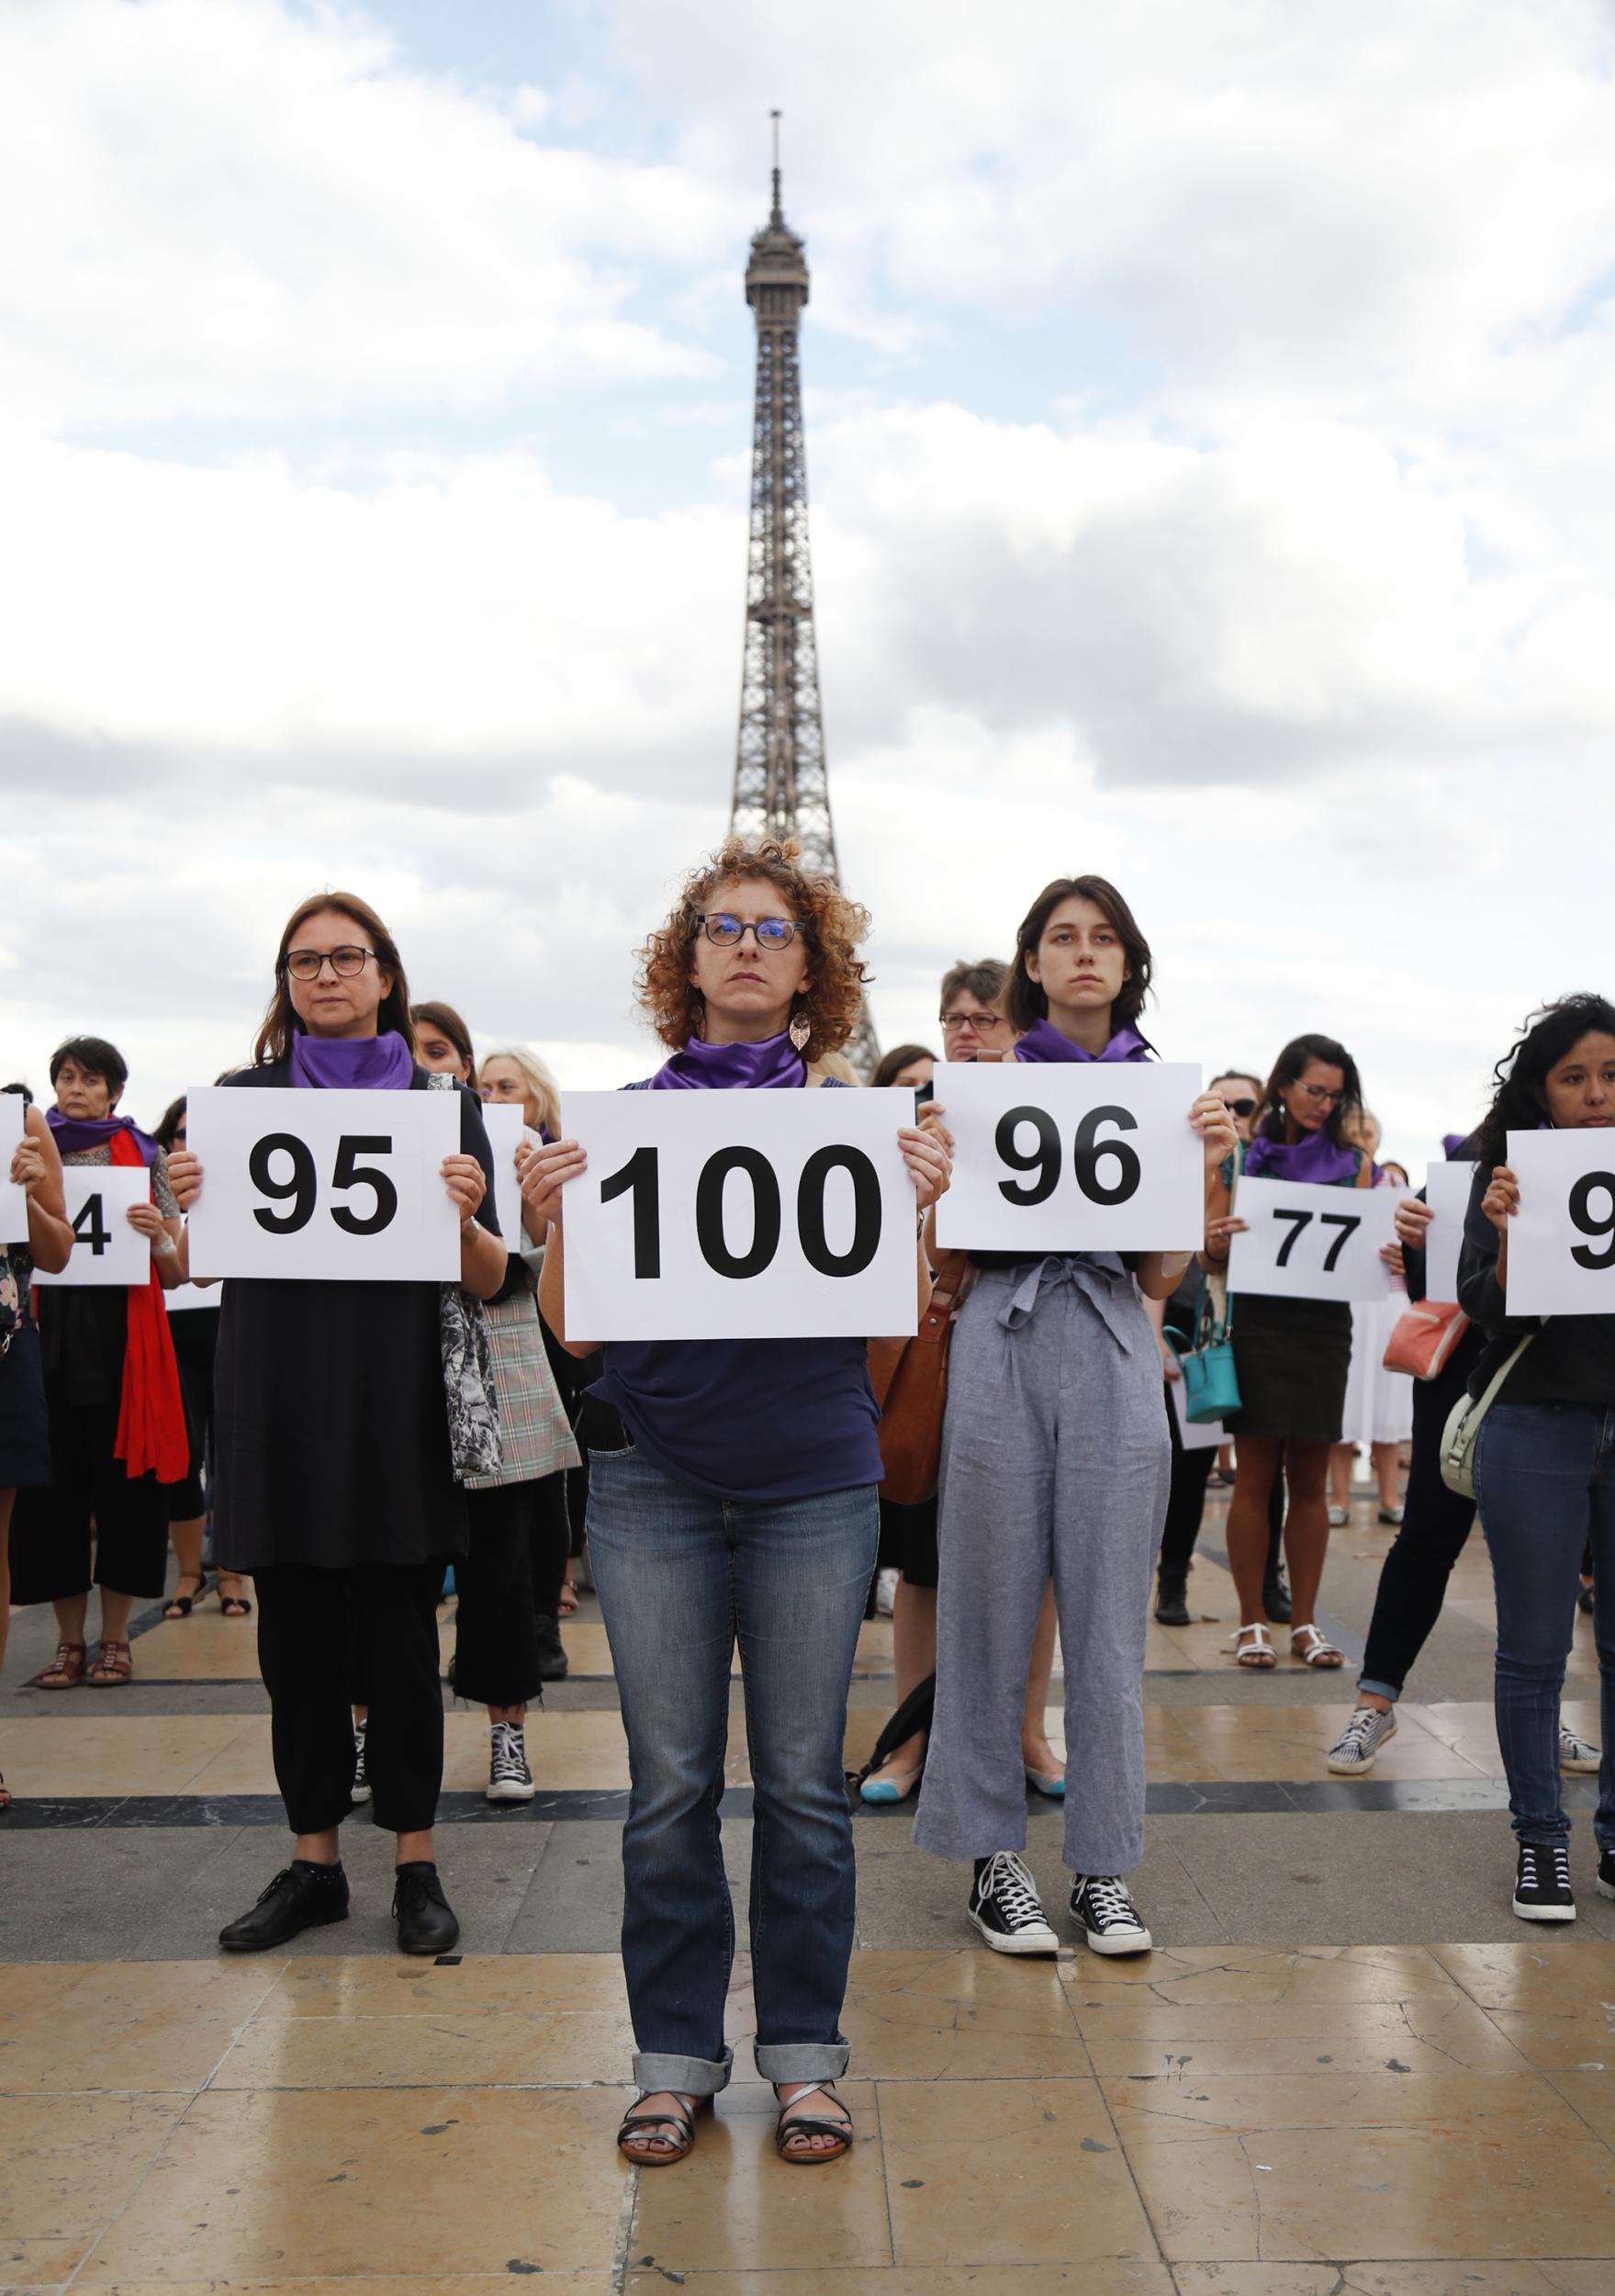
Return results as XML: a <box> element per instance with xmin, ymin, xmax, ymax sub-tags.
<box><xmin>1474</xmin><ymin>1400</ymin><xmax>1615</xmax><ymax>1851</ymax></box>
<box><xmin>586</xmin><ymin>1445</ymin><xmax>878</xmax><ymax>2096</ymax></box>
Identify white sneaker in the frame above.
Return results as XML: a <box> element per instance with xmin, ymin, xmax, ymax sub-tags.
<box><xmin>1328</xmin><ymin>1505</ymin><xmax>1349</xmax><ymax>1527</ymax></box>
<box><xmin>487</xmin><ymin>1720</ymin><xmax>536</xmax><ymax>1804</ymax></box>
<box><xmin>1327</xmin><ymin>1705</ymin><xmax>1397</xmax><ymax>1774</ymax></box>
<box><xmin>968</xmin><ymin>1851</ymin><xmax>1060</xmax><ymax>1956</ymax></box>
<box><xmin>351</xmin><ymin>1724</ymin><xmax>371</xmax><ymax>1805</ymax></box>
<box><xmin>874</xmin><ymin>1568</ymin><xmax>899</xmax><ymax>1618</ymax></box>
<box><xmin>1560</xmin><ymin>1724</ymin><xmax>1601</xmax><ymax>1774</ymax></box>
<box><xmin>1071</xmin><ymin>1874</ymin><xmax>1153</xmax><ymax>1955</ymax></box>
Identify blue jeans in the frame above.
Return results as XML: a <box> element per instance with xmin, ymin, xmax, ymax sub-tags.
<box><xmin>1475</xmin><ymin>1401</ymin><xmax>1615</xmax><ymax>1850</ymax></box>
<box><xmin>586</xmin><ymin>1445</ymin><xmax>878</xmax><ymax>2096</ymax></box>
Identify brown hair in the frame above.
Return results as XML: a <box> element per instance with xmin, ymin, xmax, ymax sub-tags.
<box><xmin>411</xmin><ymin>1000</ymin><xmax>476</xmax><ymax>1077</ymax></box>
<box><xmin>635</xmin><ymin>835</ymin><xmax>871</xmax><ymax>1060</ymax></box>
<box><xmin>1003</xmin><ymin>876</ymin><xmax>1152</xmax><ymax>1033</ymax></box>
<box><xmin>871</xmin><ymin>1042</ymin><xmax>936</xmax><ymax>1088</ymax></box>
<box><xmin>253</xmin><ymin>890</ymin><xmax>415</xmax><ymax>1067</ymax></box>
<box><xmin>938</xmin><ymin>957</ymin><xmax>1010</xmax><ymax>1012</ymax></box>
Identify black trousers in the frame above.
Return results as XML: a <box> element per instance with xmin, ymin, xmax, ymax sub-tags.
<box><xmin>452</xmin><ymin>1472</ymin><xmax>571</xmax><ymax>1708</ymax></box>
<box><xmin>257</xmin><ymin>1560</ymin><xmax>446</xmax><ymax>1836</ymax></box>
<box><xmin>9</xmin><ymin>1396</ymin><xmax>171</xmax><ymax>1604</ymax></box>
<box><xmin>1158</xmin><ymin>1390</ymin><xmax>1216</xmax><ymax>1578</ymax></box>
<box><xmin>1357</xmin><ymin>1356</ymin><xmax>1478</xmax><ymax>1698</ymax></box>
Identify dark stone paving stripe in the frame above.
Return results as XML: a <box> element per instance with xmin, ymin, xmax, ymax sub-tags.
<box><xmin>2</xmin><ymin>1777</ymin><xmax>1596</xmax><ymax>1829</ymax></box>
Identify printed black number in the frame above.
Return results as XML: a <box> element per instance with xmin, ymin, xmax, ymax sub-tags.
<box><xmin>695</xmin><ymin>1146</ymin><xmax>782</xmax><ymax>1278</ymax></box>
<box><xmin>1569</xmin><ymin>1172</ymin><xmax>1615</xmax><ymax>1271</ymax></box>
<box><xmin>330</xmin><ymin>1135</ymin><xmax>398</xmax><ymax>1236</ymax></box>
<box><xmin>1073</xmin><ymin>1104</ymin><xmax>1141</xmax><ymax>1206</ymax></box>
<box><xmin>1273</xmin><ymin>1208</ymin><xmax>1313</xmax><ymax>1266</ymax></box>
<box><xmin>798</xmin><ymin>1146</ymin><xmax>882</xmax><ymax>1277</ymax></box>
<box><xmin>72</xmin><ymin>1192</ymin><xmax>112</xmax><ymax>1256</ymax></box>
<box><xmin>1319</xmin><ymin>1212</ymin><xmax>1361</xmax><ymax>1272</ymax></box>
<box><xmin>996</xmin><ymin>1106</ymin><xmax>1061</xmax><ymax>1206</ymax></box>
<box><xmin>250</xmin><ymin>1133</ymin><xmax>318</xmax><ymax>1234</ymax></box>
<box><xmin>600</xmin><ymin>1145</ymin><xmax>662</xmax><ymax>1280</ymax></box>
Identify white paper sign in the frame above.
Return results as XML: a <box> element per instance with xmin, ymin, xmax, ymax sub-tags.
<box><xmin>33</xmin><ymin>1167</ymin><xmax>151</xmax><ymax>1287</ymax></box>
<box><xmin>932</xmin><ymin>1061</ymin><xmax>1205</xmax><ymax>1253</ymax></box>
<box><xmin>164</xmin><ymin>1281</ymin><xmax>217</xmax><ymax>1313</ymax></box>
<box><xmin>1228</xmin><ymin>1176</ymin><xmax>1399</xmax><ymax>1303</ymax></box>
<box><xmin>185</xmin><ymin>1086</ymin><xmax>461</xmax><ymax>1282</ymax></box>
<box><xmin>481</xmin><ymin>1104</ymin><xmax>527</xmax><ymax>1255</ymax></box>
<box><xmin>1421</xmin><ymin>1162</ymin><xmax>1476</xmax><ymax>1308</ymax></box>
<box><xmin>0</xmin><ymin>1094</ymin><xmax>25</xmax><ymax>1244</ymax></box>
<box><xmin>1506</xmin><ymin>1129</ymin><xmax>1615</xmax><ymax>1317</ymax></box>
<box><xmin>1169</xmin><ymin>1373</ymin><xmax>1223</xmax><ymax>1451</ymax></box>
<box><xmin>559</xmin><ymin>1087</ymin><xmax>918</xmax><ymax>1342</ymax></box>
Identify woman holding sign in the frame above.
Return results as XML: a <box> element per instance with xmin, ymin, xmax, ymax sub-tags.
<box><xmin>525</xmin><ymin>836</ymin><xmax>951</xmax><ymax>2168</ymax></box>
<box><xmin>10</xmin><ymin>1037</ymin><xmax>189</xmax><ymax>1690</ymax></box>
<box><xmin>1203</xmin><ymin>1034</ymin><xmax>1372</xmax><ymax>1672</ymax></box>
<box><xmin>914</xmin><ymin>876</ymin><xmax>1236</xmax><ymax>1961</ymax></box>
<box><xmin>166</xmin><ymin>895</ymin><xmax>505</xmax><ymax>1956</ymax></box>
<box><xmin>2</xmin><ymin>1085</ymin><xmax>74</xmax><ymax>1808</ymax></box>
<box><xmin>1457</xmin><ymin>995</ymin><xmax>1615</xmax><ymax>1921</ymax></box>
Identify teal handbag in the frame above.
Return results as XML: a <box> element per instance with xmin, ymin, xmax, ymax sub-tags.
<box><xmin>1172</xmin><ymin>1277</ymin><xmax>1241</xmax><ymax>1424</ymax></box>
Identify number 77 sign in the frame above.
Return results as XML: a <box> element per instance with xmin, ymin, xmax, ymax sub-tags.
<box><xmin>1226</xmin><ymin>1175</ymin><xmax>1400</xmax><ymax>1303</ymax></box>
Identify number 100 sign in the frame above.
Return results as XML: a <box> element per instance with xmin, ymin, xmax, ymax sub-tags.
<box><xmin>559</xmin><ymin>1089</ymin><xmax>919</xmax><ymax>1342</ymax></box>
<box><xmin>185</xmin><ymin>1086</ymin><xmax>462</xmax><ymax>1281</ymax></box>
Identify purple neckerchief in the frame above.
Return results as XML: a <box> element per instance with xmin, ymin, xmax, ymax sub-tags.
<box><xmin>46</xmin><ymin>1108</ymin><xmax>160</xmax><ymax>1168</ymax></box>
<box><xmin>288</xmin><ymin>1029</ymin><xmax>417</xmax><ymax>1091</ymax></box>
<box><xmin>649</xmin><ymin>1030</ymin><xmax>807</xmax><ymax>1090</ymax></box>
<box><xmin>1014</xmin><ymin>1018</ymin><xmax>1152</xmax><ymax>1065</ymax></box>
<box><xmin>1441</xmin><ymin>1132</ymin><xmax>1472</xmax><ymax>1160</ymax></box>
<box><xmin>1243</xmin><ymin>1129</ymin><xmax>1362</xmax><ymax>1186</ymax></box>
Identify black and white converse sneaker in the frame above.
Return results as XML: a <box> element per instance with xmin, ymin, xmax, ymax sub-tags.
<box><xmin>1513</xmin><ymin>1840</ymin><xmax>1576</xmax><ymax>1922</ymax></box>
<box><xmin>1071</xmin><ymin>1874</ymin><xmax>1153</xmax><ymax>1955</ymax></box>
<box><xmin>487</xmin><ymin>1720</ymin><xmax>535</xmax><ymax>1804</ymax></box>
<box><xmin>1598</xmin><ymin>1850</ymin><xmax>1615</xmax><ymax>1901</ymax></box>
<box><xmin>1327</xmin><ymin>1705</ymin><xmax>1398</xmax><ymax>1775</ymax></box>
<box><xmin>1560</xmin><ymin>1724</ymin><xmax>1601</xmax><ymax>1774</ymax></box>
<box><xmin>968</xmin><ymin>1851</ymin><xmax>1060</xmax><ymax>1956</ymax></box>
<box><xmin>351</xmin><ymin>1723</ymin><xmax>371</xmax><ymax>1805</ymax></box>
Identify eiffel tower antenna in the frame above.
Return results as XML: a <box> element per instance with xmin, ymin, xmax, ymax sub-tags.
<box><xmin>730</xmin><ymin>111</ymin><xmax>880</xmax><ymax>1075</ymax></box>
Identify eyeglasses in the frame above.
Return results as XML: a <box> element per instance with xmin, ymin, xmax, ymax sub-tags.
<box><xmin>693</xmin><ymin>913</ymin><xmax>804</xmax><ymax>950</ymax></box>
<box><xmin>1222</xmin><ymin>1097</ymin><xmax>1257</xmax><ymax>1118</ymax></box>
<box><xmin>285</xmin><ymin>946</ymin><xmax>376</xmax><ymax>982</ymax></box>
<box><xmin>1300</xmin><ymin>1084</ymin><xmax>1344</xmax><ymax>1107</ymax></box>
<box><xmin>939</xmin><ymin>1011</ymin><xmax>1009</xmax><ymax>1034</ymax></box>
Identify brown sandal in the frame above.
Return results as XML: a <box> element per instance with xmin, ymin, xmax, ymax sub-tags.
<box><xmin>88</xmin><ymin>1639</ymin><xmax>133</xmax><ymax>1685</ymax></box>
<box><xmin>38</xmin><ymin>1641</ymin><xmax>87</xmax><ymax>1689</ymax></box>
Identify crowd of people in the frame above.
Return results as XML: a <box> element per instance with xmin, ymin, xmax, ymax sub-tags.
<box><xmin>3</xmin><ymin>844</ymin><xmax>1612</xmax><ymax>2166</ymax></box>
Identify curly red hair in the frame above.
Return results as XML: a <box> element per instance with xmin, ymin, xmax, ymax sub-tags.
<box><xmin>635</xmin><ymin>836</ymin><xmax>871</xmax><ymax>1060</ymax></box>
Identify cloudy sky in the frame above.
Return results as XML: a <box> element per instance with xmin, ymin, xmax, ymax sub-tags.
<box><xmin>5</xmin><ymin>0</ymin><xmax>1614</xmax><ymax>1165</ymax></box>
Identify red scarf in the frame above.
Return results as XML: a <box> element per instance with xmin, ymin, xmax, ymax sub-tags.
<box><xmin>108</xmin><ymin>1130</ymin><xmax>189</xmax><ymax>1483</ymax></box>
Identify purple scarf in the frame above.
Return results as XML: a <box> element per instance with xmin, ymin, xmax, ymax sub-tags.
<box><xmin>46</xmin><ymin>1108</ymin><xmax>160</xmax><ymax>1167</ymax></box>
<box><xmin>1243</xmin><ymin>1128</ymin><xmax>1361</xmax><ymax>1186</ymax></box>
<box><xmin>288</xmin><ymin>1029</ymin><xmax>417</xmax><ymax>1091</ymax></box>
<box><xmin>1014</xmin><ymin>1018</ymin><xmax>1151</xmax><ymax>1065</ymax></box>
<box><xmin>649</xmin><ymin>1030</ymin><xmax>807</xmax><ymax>1091</ymax></box>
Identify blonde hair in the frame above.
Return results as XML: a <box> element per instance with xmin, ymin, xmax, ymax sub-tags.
<box><xmin>480</xmin><ymin>1043</ymin><xmax>561</xmax><ymax>1139</ymax></box>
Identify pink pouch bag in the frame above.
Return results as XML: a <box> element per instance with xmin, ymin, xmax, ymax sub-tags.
<box><xmin>1384</xmin><ymin>1298</ymin><xmax>1470</xmax><ymax>1380</ymax></box>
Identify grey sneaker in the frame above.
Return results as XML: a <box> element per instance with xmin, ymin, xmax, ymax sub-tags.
<box><xmin>1327</xmin><ymin>1705</ymin><xmax>1398</xmax><ymax>1775</ymax></box>
<box><xmin>1560</xmin><ymin>1724</ymin><xmax>1601</xmax><ymax>1774</ymax></box>
<box><xmin>351</xmin><ymin>1723</ymin><xmax>371</xmax><ymax>1805</ymax></box>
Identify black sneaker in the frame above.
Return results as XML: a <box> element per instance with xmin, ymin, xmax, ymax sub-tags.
<box><xmin>393</xmin><ymin>1862</ymin><xmax>460</xmax><ymax>1956</ymax></box>
<box><xmin>1262</xmin><ymin>1574</ymin><xmax>1293</xmax><ymax>1626</ymax></box>
<box><xmin>1154</xmin><ymin>1572</ymin><xmax>1190</xmax><ymax>1627</ymax></box>
<box><xmin>351</xmin><ymin>1723</ymin><xmax>371</xmax><ymax>1805</ymax></box>
<box><xmin>968</xmin><ymin>1851</ymin><xmax>1060</xmax><ymax>1956</ymax></box>
<box><xmin>219</xmin><ymin>1862</ymin><xmax>349</xmax><ymax>1951</ymax></box>
<box><xmin>487</xmin><ymin>1719</ymin><xmax>535</xmax><ymax>1804</ymax></box>
<box><xmin>534</xmin><ymin>1613</ymin><xmax>568</xmax><ymax>1683</ymax></box>
<box><xmin>1598</xmin><ymin>1850</ymin><xmax>1615</xmax><ymax>1901</ymax></box>
<box><xmin>1071</xmin><ymin>1874</ymin><xmax>1153</xmax><ymax>1955</ymax></box>
<box><xmin>1513</xmin><ymin>1841</ymin><xmax>1576</xmax><ymax>1923</ymax></box>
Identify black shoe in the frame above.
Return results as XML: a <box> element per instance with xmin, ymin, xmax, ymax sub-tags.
<box><xmin>1262</xmin><ymin>1575</ymin><xmax>1293</xmax><ymax>1626</ymax></box>
<box><xmin>967</xmin><ymin>1851</ymin><xmax>1060</xmax><ymax>1956</ymax></box>
<box><xmin>1598</xmin><ymin>1849</ymin><xmax>1615</xmax><ymax>1901</ymax></box>
<box><xmin>1154</xmin><ymin>1573</ymin><xmax>1191</xmax><ymax>1627</ymax></box>
<box><xmin>1579</xmin><ymin>1582</ymin><xmax>1596</xmax><ymax>1615</ymax></box>
<box><xmin>1513</xmin><ymin>1840</ymin><xmax>1576</xmax><ymax>1923</ymax></box>
<box><xmin>534</xmin><ymin>1612</ymin><xmax>569</xmax><ymax>1683</ymax></box>
<box><xmin>219</xmin><ymin>1861</ymin><xmax>349</xmax><ymax>1951</ymax></box>
<box><xmin>1070</xmin><ymin>1873</ymin><xmax>1154</xmax><ymax>1955</ymax></box>
<box><xmin>393</xmin><ymin>1862</ymin><xmax>460</xmax><ymax>1956</ymax></box>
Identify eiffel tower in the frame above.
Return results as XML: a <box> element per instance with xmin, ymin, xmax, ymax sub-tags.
<box><xmin>729</xmin><ymin>115</ymin><xmax>880</xmax><ymax>1075</ymax></box>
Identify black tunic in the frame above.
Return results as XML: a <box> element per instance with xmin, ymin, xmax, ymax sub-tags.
<box><xmin>211</xmin><ymin>1062</ymin><xmax>498</xmax><ymax>1572</ymax></box>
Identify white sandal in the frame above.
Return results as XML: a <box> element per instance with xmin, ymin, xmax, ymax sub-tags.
<box><xmin>1230</xmin><ymin>1623</ymin><xmax>1275</xmax><ymax>1669</ymax></box>
<box><xmin>1291</xmin><ymin>1624</ymin><xmax>1344</xmax><ymax>1669</ymax></box>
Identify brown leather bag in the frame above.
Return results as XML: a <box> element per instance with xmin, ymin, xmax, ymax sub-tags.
<box><xmin>866</xmin><ymin>1250</ymin><xmax>973</xmax><ymax>1504</ymax></box>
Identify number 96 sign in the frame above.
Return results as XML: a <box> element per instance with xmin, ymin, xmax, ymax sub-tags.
<box><xmin>559</xmin><ymin>1090</ymin><xmax>919</xmax><ymax>1341</ymax></box>
<box><xmin>185</xmin><ymin>1086</ymin><xmax>463</xmax><ymax>1282</ymax></box>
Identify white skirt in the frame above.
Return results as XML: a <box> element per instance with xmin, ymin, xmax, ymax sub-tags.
<box><xmin>1340</xmin><ymin>1295</ymin><xmax>1415</xmax><ymax>1447</ymax></box>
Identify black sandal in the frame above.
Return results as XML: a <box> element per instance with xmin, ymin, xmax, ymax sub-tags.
<box><xmin>616</xmin><ymin>2091</ymin><xmax>707</xmax><ymax>2167</ymax></box>
<box><xmin>774</xmin><ymin>2080</ymin><xmax>854</xmax><ymax>2164</ymax></box>
<box><xmin>217</xmin><ymin>1575</ymin><xmax>252</xmax><ymax>1618</ymax></box>
<box><xmin>163</xmin><ymin>1574</ymin><xmax>209</xmax><ymax>1620</ymax></box>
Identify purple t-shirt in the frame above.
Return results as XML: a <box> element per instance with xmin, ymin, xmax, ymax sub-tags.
<box><xmin>588</xmin><ymin>1074</ymin><xmax>884</xmax><ymax>1503</ymax></box>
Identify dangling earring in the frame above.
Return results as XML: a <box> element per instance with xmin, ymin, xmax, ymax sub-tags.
<box><xmin>789</xmin><ymin>1003</ymin><xmax>812</xmax><ymax>1053</ymax></box>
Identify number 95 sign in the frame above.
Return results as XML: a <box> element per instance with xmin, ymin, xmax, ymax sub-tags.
<box><xmin>1506</xmin><ymin>1129</ymin><xmax>1615</xmax><ymax>1317</ymax></box>
<box><xmin>185</xmin><ymin>1086</ymin><xmax>462</xmax><ymax>1281</ymax></box>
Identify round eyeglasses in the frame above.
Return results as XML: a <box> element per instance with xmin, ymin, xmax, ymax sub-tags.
<box><xmin>285</xmin><ymin>945</ymin><xmax>376</xmax><ymax>982</ymax></box>
<box><xmin>693</xmin><ymin>913</ymin><xmax>804</xmax><ymax>950</ymax></box>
